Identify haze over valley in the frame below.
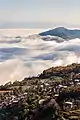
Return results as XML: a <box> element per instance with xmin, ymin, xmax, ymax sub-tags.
<box><xmin>0</xmin><ymin>28</ymin><xmax>80</xmax><ymax>84</ymax></box>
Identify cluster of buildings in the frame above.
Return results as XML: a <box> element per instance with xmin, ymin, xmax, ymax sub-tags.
<box><xmin>0</xmin><ymin>76</ymin><xmax>80</xmax><ymax>112</ymax></box>
<box><xmin>0</xmin><ymin>90</ymin><xmax>28</xmax><ymax>109</ymax></box>
<box><xmin>28</xmin><ymin>77</ymin><xmax>80</xmax><ymax>111</ymax></box>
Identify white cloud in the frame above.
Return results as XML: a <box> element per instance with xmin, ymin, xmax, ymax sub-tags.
<box><xmin>0</xmin><ymin>29</ymin><xmax>80</xmax><ymax>84</ymax></box>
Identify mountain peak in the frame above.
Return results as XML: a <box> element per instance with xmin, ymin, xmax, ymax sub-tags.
<box><xmin>39</xmin><ymin>27</ymin><xmax>80</xmax><ymax>39</ymax></box>
<box><xmin>54</xmin><ymin>27</ymin><xmax>67</xmax><ymax>31</ymax></box>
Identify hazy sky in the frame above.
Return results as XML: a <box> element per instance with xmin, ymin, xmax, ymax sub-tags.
<box><xmin>0</xmin><ymin>0</ymin><xmax>80</xmax><ymax>28</ymax></box>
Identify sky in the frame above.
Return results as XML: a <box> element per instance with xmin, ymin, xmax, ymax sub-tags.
<box><xmin>0</xmin><ymin>0</ymin><xmax>80</xmax><ymax>28</ymax></box>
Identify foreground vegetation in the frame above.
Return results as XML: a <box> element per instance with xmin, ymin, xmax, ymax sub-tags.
<box><xmin>0</xmin><ymin>63</ymin><xmax>80</xmax><ymax>120</ymax></box>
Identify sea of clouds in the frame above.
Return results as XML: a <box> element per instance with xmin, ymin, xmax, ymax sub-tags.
<box><xmin>0</xmin><ymin>29</ymin><xmax>80</xmax><ymax>85</ymax></box>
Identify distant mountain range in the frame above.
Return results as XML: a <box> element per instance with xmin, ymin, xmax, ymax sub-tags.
<box><xmin>39</xmin><ymin>27</ymin><xmax>80</xmax><ymax>40</ymax></box>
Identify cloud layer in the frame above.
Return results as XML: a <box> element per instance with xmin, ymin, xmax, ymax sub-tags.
<box><xmin>0</xmin><ymin>29</ymin><xmax>80</xmax><ymax>84</ymax></box>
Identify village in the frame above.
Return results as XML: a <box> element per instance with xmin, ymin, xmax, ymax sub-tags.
<box><xmin>0</xmin><ymin>71</ymin><xmax>80</xmax><ymax>119</ymax></box>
